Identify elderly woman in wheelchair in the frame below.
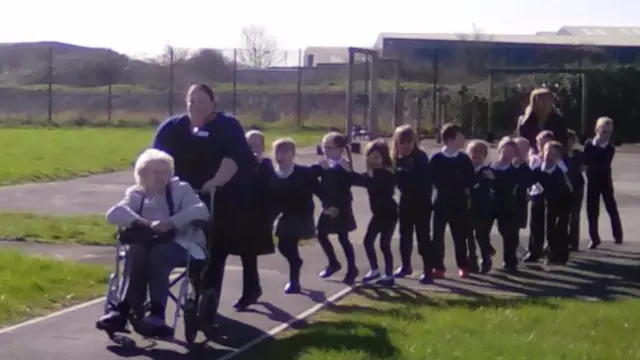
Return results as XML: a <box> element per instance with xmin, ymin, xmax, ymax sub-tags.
<box><xmin>96</xmin><ymin>148</ymin><xmax>209</xmax><ymax>338</ymax></box>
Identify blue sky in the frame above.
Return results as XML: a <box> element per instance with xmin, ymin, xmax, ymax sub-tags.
<box><xmin>1</xmin><ymin>0</ymin><xmax>637</xmax><ymax>57</ymax></box>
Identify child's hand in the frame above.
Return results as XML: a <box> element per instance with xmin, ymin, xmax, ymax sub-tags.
<box><xmin>483</xmin><ymin>169</ymin><xmax>494</xmax><ymax>180</ymax></box>
<box><xmin>366</xmin><ymin>169</ymin><xmax>374</xmax><ymax>177</ymax></box>
<box><xmin>323</xmin><ymin>207</ymin><xmax>339</xmax><ymax>218</ymax></box>
<box><xmin>339</xmin><ymin>159</ymin><xmax>352</xmax><ymax>172</ymax></box>
<box><xmin>318</xmin><ymin>159</ymin><xmax>330</xmax><ymax>170</ymax></box>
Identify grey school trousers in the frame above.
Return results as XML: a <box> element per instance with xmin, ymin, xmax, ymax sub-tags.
<box><xmin>122</xmin><ymin>242</ymin><xmax>187</xmax><ymax>311</ymax></box>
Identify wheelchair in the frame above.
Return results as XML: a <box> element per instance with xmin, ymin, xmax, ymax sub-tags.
<box><xmin>102</xmin><ymin>220</ymin><xmax>214</xmax><ymax>347</ymax></box>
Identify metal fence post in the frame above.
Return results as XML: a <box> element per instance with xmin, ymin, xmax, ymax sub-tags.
<box><xmin>296</xmin><ymin>49</ymin><xmax>303</xmax><ymax>127</ymax></box>
<box><xmin>47</xmin><ymin>45</ymin><xmax>53</xmax><ymax>124</ymax></box>
<box><xmin>232</xmin><ymin>48</ymin><xmax>238</xmax><ymax>115</ymax></box>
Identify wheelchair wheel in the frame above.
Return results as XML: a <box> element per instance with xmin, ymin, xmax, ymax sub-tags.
<box><xmin>183</xmin><ymin>298</ymin><xmax>198</xmax><ymax>346</ymax></box>
<box><xmin>104</xmin><ymin>272</ymin><xmax>119</xmax><ymax>314</ymax></box>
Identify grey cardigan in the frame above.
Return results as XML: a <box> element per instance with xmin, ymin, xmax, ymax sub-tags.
<box><xmin>106</xmin><ymin>177</ymin><xmax>210</xmax><ymax>258</ymax></box>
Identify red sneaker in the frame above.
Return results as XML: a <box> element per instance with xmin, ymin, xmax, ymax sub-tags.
<box><xmin>432</xmin><ymin>269</ymin><xmax>446</xmax><ymax>279</ymax></box>
<box><xmin>458</xmin><ymin>268</ymin><xmax>469</xmax><ymax>278</ymax></box>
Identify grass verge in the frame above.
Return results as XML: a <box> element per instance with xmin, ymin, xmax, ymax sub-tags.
<box><xmin>241</xmin><ymin>287</ymin><xmax>640</xmax><ymax>360</ymax></box>
<box><xmin>0</xmin><ymin>212</ymin><xmax>321</xmax><ymax>246</ymax></box>
<box><xmin>0</xmin><ymin>212</ymin><xmax>115</xmax><ymax>246</ymax></box>
<box><xmin>0</xmin><ymin>127</ymin><xmax>324</xmax><ymax>185</ymax></box>
<box><xmin>0</xmin><ymin>249</ymin><xmax>107</xmax><ymax>326</ymax></box>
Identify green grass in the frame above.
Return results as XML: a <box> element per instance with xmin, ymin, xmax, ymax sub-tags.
<box><xmin>0</xmin><ymin>127</ymin><xmax>324</xmax><ymax>185</ymax></box>
<box><xmin>242</xmin><ymin>288</ymin><xmax>640</xmax><ymax>360</ymax></box>
<box><xmin>0</xmin><ymin>249</ymin><xmax>107</xmax><ymax>325</ymax></box>
<box><xmin>0</xmin><ymin>79</ymin><xmax>441</xmax><ymax>95</ymax></box>
<box><xmin>0</xmin><ymin>212</ymin><xmax>115</xmax><ymax>245</ymax></box>
<box><xmin>0</xmin><ymin>212</ymin><xmax>323</xmax><ymax>246</ymax></box>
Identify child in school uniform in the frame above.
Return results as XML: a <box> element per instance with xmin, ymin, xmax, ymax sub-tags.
<box><xmin>431</xmin><ymin>123</ymin><xmax>475</xmax><ymax>278</ymax></box>
<box><xmin>536</xmin><ymin>141</ymin><xmax>573</xmax><ymax>265</ymax></box>
<box><xmin>235</xmin><ymin>130</ymin><xmax>276</xmax><ymax>310</ymax></box>
<box><xmin>584</xmin><ymin>116</ymin><xmax>623</xmax><ymax>249</ymax></box>
<box><xmin>269</xmin><ymin>138</ymin><xmax>322</xmax><ymax>294</ymax></box>
<box><xmin>513</xmin><ymin>137</ymin><xmax>533</xmax><ymax>231</ymax></box>
<box><xmin>391</xmin><ymin>125</ymin><xmax>433</xmax><ymax>284</ymax></box>
<box><xmin>490</xmin><ymin>137</ymin><xmax>524</xmax><ymax>272</ymax></box>
<box><xmin>465</xmin><ymin>140</ymin><xmax>496</xmax><ymax>273</ymax></box>
<box><xmin>350</xmin><ymin>139</ymin><xmax>397</xmax><ymax>286</ymax></box>
<box><xmin>523</xmin><ymin>130</ymin><xmax>556</xmax><ymax>263</ymax></box>
<box><xmin>565</xmin><ymin>130</ymin><xmax>585</xmax><ymax>251</ymax></box>
<box><xmin>314</xmin><ymin>132</ymin><xmax>359</xmax><ymax>284</ymax></box>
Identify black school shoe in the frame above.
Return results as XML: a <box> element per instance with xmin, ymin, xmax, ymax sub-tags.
<box><xmin>467</xmin><ymin>256</ymin><xmax>480</xmax><ymax>274</ymax></box>
<box><xmin>522</xmin><ymin>252</ymin><xmax>541</xmax><ymax>263</ymax></box>
<box><xmin>319</xmin><ymin>263</ymin><xmax>342</xmax><ymax>278</ymax></box>
<box><xmin>501</xmin><ymin>263</ymin><xmax>518</xmax><ymax>273</ymax></box>
<box><xmin>343</xmin><ymin>267</ymin><xmax>359</xmax><ymax>285</ymax></box>
<box><xmin>233</xmin><ymin>288</ymin><xmax>263</xmax><ymax>311</ymax></box>
<box><xmin>377</xmin><ymin>275</ymin><xmax>395</xmax><ymax>287</ymax></box>
<box><xmin>480</xmin><ymin>257</ymin><xmax>493</xmax><ymax>274</ymax></box>
<box><xmin>394</xmin><ymin>265</ymin><xmax>413</xmax><ymax>278</ymax></box>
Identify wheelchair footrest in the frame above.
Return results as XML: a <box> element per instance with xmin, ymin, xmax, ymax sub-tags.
<box><xmin>135</xmin><ymin>324</ymin><xmax>175</xmax><ymax>339</ymax></box>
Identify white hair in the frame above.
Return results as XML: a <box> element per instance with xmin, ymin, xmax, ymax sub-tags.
<box><xmin>134</xmin><ymin>148</ymin><xmax>175</xmax><ymax>186</ymax></box>
<box><xmin>245</xmin><ymin>129</ymin><xmax>264</xmax><ymax>141</ymax></box>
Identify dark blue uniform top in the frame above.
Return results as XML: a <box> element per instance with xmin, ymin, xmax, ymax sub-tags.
<box><xmin>395</xmin><ymin>149</ymin><xmax>432</xmax><ymax>206</ymax></box>
<box><xmin>470</xmin><ymin>165</ymin><xmax>494</xmax><ymax>214</ymax></box>
<box><xmin>430</xmin><ymin>150</ymin><xmax>476</xmax><ymax>208</ymax></box>
<box><xmin>151</xmin><ymin>113</ymin><xmax>255</xmax><ymax>206</ymax></box>
<box><xmin>351</xmin><ymin>169</ymin><xmax>398</xmax><ymax>218</ymax></box>
<box><xmin>583</xmin><ymin>139</ymin><xmax>615</xmax><ymax>182</ymax></box>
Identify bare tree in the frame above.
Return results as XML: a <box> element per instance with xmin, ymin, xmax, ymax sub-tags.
<box><xmin>239</xmin><ymin>25</ymin><xmax>280</xmax><ymax>68</ymax></box>
<box><xmin>455</xmin><ymin>23</ymin><xmax>494</xmax><ymax>76</ymax></box>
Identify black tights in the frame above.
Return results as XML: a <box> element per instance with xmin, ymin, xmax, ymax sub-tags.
<box><xmin>363</xmin><ymin>215</ymin><xmax>396</xmax><ymax>276</ymax></box>
<box><xmin>278</xmin><ymin>235</ymin><xmax>302</xmax><ymax>283</ymax></box>
<box><xmin>317</xmin><ymin>229</ymin><xmax>355</xmax><ymax>269</ymax></box>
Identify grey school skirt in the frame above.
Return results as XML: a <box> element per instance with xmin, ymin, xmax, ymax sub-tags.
<box><xmin>275</xmin><ymin>214</ymin><xmax>317</xmax><ymax>240</ymax></box>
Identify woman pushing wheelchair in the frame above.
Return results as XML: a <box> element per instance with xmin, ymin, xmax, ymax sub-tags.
<box><xmin>96</xmin><ymin>148</ymin><xmax>209</xmax><ymax>336</ymax></box>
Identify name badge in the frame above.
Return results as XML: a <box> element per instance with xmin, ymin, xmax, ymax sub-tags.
<box><xmin>194</xmin><ymin>130</ymin><xmax>209</xmax><ymax>137</ymax></box>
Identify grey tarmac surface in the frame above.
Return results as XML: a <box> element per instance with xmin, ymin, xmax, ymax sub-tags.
<box><xmin>0</xmin><ymin>141</ymin><xmax>639</xmax><ymax>359</ymax></box>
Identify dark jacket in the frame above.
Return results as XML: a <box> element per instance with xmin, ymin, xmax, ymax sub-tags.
<box><xmin>242</xmin><ymin>157</ymin><xmax>276</xmax><ymax>256</ymax></box>
<box><xmin>517</xmin><ymin>111</ymin><xmax>569</xmax><ymax>152</ymax></box>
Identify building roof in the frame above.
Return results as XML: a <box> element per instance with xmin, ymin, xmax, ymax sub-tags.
<box><xmin>558</xmin><ymin>26</ymin><xmax>640</xmax><ymax>37</ymax></box>
<box><xmin>375</xmin><ymin>32</ymin><xmax>640</xmax><ymax>48</ymax></box>
<box><xmin>303</xmin><ymin>47</ymin><xmax>351</xmax><ymax>64</ymax></box>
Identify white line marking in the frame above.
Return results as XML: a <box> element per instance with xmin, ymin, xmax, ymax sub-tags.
<box><xmin>0</xmin><ymin>269</ymin><xmax>182</xmax><ymax>335</ymax></box>
<box><xmin>0</xmin><ymin>297</ymin><xmax>106</xmax><ymax>335</ymax></box>
<box><xmin>218</xmin><ymin>285</ymin><xmax>356</xmax><ymax>360</ymax></box>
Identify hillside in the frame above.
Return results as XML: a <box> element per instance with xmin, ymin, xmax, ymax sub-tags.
<box><xmin>0</xmin><ymin>41</ymin><xmax>233</xmax><ymax>89</ymax></box>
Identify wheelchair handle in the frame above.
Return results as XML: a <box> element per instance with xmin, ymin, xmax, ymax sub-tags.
<box><xmin>196</xmin><ymin>187</ymin><xmax>216</xmax><ymax>221</ymax></box>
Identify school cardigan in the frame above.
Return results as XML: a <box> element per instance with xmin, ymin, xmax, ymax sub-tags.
<box><xmin>106</xmin><ymin>177</ymin><xmax>210</xmax><ymax>257</ymax></box>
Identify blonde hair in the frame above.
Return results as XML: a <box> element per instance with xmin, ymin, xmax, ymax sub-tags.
<box><xmin>245</xmin><ymin>129</ymin><xmax>265</xmax><ymax>144</ymax></box>
<box><xmin>390</xmin><ymin>124</ymin><xmax>418</xmax><ymax>161</ymax></box>
<box><xmin>514</xmin><ymin>137</ymin><xmax>530</xmax><ymax>147</ymax></box>
<box><xmin>521</xmin><ymin>88</ymin><xmax>555</xmax><ymax>125</ymax></box>
<box><xmin>536</xmin><ymin>130</ymin><xmax>555</xmax><ymax>142</ymax></box>
<box><xmin>497</xmin><ymin>136</ymin><xmax>518</xmax><ymax>153</ymax></box>
<box><xmin>272</xmin><ymin>137</ymin><xmax>296</xmax><ymax>156</ymax></box>
<box><xmin>322</xmin><ymin>131</ymin><xmax>348</xmax><ymax>148</ymax></box>
<box><xmin>595</xmin><ymin>116</ymin><xmax>613</xmax><ymax>130</ymax></box>
<box><xmin>466</xmin><ymin>139</ymin><xmax>489</xmax><ymax>157</ymax></box>
<box><xmin>134</xmin><ymin>148</ymin><xmax>175</xmax><ymax>186</ymax></box>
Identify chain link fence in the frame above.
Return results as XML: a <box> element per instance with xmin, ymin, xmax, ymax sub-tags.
<box><xmin>0</xmin><ymin>44</ymin><xmax>360</xmax><ymax>128</ymax></box>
